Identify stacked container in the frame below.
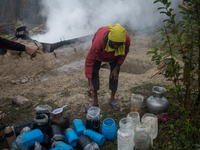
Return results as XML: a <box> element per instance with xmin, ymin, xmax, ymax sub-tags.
<box><xmin>134</xmin><ymin>131</ymin><xmax>151</xmax><ymax>150</ymax></box>
<box><xmin>141</xmin><ymin>113</ymin><xmax>158</xmax><ymax>140</ymax></box>
<box><xmin>65</xmin><ymin>128</ymin><xmax>79</xmax><ymax>147</ymax></box>
<box><xmin>119</xmin><ymin>117</ymin><xmax>133</xmax><ymax>130</ymax></box>
<box><xmin>127</xmin><ymin>111</ymin><xmax>140</xmax><ymax>133</ymax></box>
<box><xmin>77</xmin><ymin>135</ymin><xmax>99</xmax><ymax>150</ymax></box>
<box><xmin>117</xmin><ymin>128</ymin><xmax>134</xmax><ymax>150</ymax></box>
<box><xmin>86</xmin><ymin>107</ymin><xmax>100</xmax><ymax>133</ymax></box>
<box><xmin>136</xmin><ymin>122</ymin><xmax>152</xmax><ymax>146</ymax></box>
<box><xmin>73</xmin><ymin>119</ymin><xmax>86</xmax><ymax>137</ymax></box>
<box><xmin>83</xmin><ymin>129</ymin><xmax>105</xmax><ymax>146</ymax></box>
<box><xmin>15</xmin><ymin>129</ymin><xmax>44</xmax><ymax>149</ymax></box>
<box><xmin>118</xmin><ymin>117</ymin><xmax>134</xmax><ymax>150</ymax></box>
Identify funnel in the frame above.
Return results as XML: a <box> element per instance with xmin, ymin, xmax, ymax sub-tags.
<box><xmin>52</xmin><ymin>105</ymin><xmax>67</xmax><ymax>115</ymax></box>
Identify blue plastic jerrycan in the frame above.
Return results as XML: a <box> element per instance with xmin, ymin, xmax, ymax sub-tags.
<box><xmin>15</xmin><ymin>129</ymin><xmax>43</xmax><ymax>149</ymax></box>
<box><xmin>50</xmin><ymin>141</ymin><xmax>73</xmax><ymax>150</ymax></box>
<box><xmin>65</xmin><ymin>128</ymin><xmax>79</xmax><ymax>147</ymax></box>
<box><xmin>83</xmin><ymin>129</ymin><xmax>105</xmax><ymax>146</ymax></box>
<box><xmin>73</xmin><ymin>119</ymin><xmax>86</xmax><ymax>137</ymax></box>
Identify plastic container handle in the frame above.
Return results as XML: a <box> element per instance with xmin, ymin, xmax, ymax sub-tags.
<box><xmin>62</xmin><ymin>105</ymin><xmax>67</xmax><ymax>109</ymax></box>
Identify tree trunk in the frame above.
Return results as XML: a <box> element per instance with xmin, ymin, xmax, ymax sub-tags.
<box><xmin>0</xmin><ymin>0</ymin><xmax>44</xmax><ymax>24</ymax></box>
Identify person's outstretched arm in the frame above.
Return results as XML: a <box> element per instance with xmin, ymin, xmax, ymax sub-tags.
<box><xmin>24</xmin><ymin>46</ymin><xmax>43</xmax><ymax>59</ymax></box>
<box><xmin>0</xmin><ymin>37</ymin><xmax>42</xmax><ymax>59</ymax></box>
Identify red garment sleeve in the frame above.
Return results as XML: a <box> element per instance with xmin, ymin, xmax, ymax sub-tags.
<box><xmin>85</xmin><ymin>40</ymin><xmax>102</xmax><ymax>78</ymax></box>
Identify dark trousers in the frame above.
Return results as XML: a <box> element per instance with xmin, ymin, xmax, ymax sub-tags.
<box><xmin>92</xmin><ymin>60</ymin><xmax>120</xmax><ymax>92</ymax></box>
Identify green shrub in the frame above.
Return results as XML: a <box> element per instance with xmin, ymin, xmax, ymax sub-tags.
<box><xmin>147</xmin><ymin>0</ymin><xmax>200</xmax><ymax>149</ymax></box>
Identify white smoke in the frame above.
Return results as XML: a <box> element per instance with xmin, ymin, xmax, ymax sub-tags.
<box><xmin>31</xmin><ymin>0</ymin><xmax>183</xmax><ymax>43</ymax></box>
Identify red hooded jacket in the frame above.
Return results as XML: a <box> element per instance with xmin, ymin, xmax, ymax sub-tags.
<box><xmin>85</xmin><ymin>26</ymin><xmax>131</xmax><ymax>78</ymax></box>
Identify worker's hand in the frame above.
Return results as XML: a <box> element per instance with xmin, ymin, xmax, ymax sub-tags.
<box><xmin>25</xmin><ymin>46</ymin><xmax>43</xmax><ymax>59</ymax></box>
<box><xmin>111</xmin><ymin>67</ymin><xmax>119</xmax><ymax>82</ymax></box>
<box><xmin>88</xmin><ymin>79</ymin><xmax>94</xmax><ymax>98</ymax></box>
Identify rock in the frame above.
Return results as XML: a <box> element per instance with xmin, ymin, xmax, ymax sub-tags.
<box><xmin>10</xmin><ymin>95</ymin><xmax>32</xmax><ymax>109</ymax></box>
<box><xmin>37</xmin><ymin>74</ymin><xmax>41</xmax><ymax>78</ymax></box>
<box><xmin>21</xmin><ymin>78</ymin><xmax>28</xmax><ymax>83</ymax></box>
<box><xmin>16</xmin><ymin>80</ymin><xmax>20</xmax><ymax>84</ymax></box>
<box><xmin>11</xmin><ymin>80</ymin><xmax>16</xmax><ymax>84</ymax></box>
<box><xmin>29</xmin><ymin>78</ymin><xmax>34</xmax><ymax>82</ymax></box>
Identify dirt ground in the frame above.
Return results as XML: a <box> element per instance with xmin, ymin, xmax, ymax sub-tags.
<box><xmin>0</xmin><ymin>32</ymin><xmax>172</xmax><ymax>149</ymax></box>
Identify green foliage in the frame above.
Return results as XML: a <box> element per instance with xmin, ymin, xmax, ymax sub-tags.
<box><xmin>147</xmin><ymin>0</ymin><xmax>200</xmax><ymax>148</ymax></box>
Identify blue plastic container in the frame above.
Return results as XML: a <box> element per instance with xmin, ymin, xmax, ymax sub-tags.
<box><xmin>50</xmin><ymin>148</ymin><xmax>60</xmax><ymax>150</ymax></box>
<box><xmin>83</xmin><ymin>129</ymin><xmax>105</xmax><ymax>146</ymax></box>
<box><xmin>50</xmin><ymin>141</ymin><xmax>73</xmax><ymax>150</ymax></box>
<box><xmin>101</xmin><ymin>118</ymin><xmax>117</xmax><ymax>140</ymax></box>
<box><xmin>73</xmin><ymin>119</ymin><xmax>86</xmax><ymax>137</ymax></box>
<box><xmin>65</xmin><ymin>128</ymin><xmax>79</xmax><ymax>147</ymax></box>
<box><xmin>15</xmin><ymin>129</ymin><xmax>43</xmax><ymax>149</ymax></box>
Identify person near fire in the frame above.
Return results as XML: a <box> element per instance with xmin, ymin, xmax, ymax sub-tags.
<box><xmin>0</xmin><ymin>36</ymin><xmax>42</xmax><ymax>59</ymax></box>
<box><xmin>85</xmin><ymin>23</ymin><xmax>131</xmax><ymax>112</ymax></box>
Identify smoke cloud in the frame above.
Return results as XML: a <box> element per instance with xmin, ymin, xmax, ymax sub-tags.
<box><xmin>31</xmin><ymin>0</ymin><xmax>182</xmax><ymax>43</ymax></box>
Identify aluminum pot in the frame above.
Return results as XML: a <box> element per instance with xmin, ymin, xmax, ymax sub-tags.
<box><xmin>146</xmin><ymin>86</ymin><xmax>169</xmax><ymax>114</ymax></box>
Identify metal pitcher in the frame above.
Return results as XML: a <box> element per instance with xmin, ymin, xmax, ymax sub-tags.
<box><xmin>146</xmin><ymin>86</ymin><xmax>169</xmax><ymax>114</ymax></box>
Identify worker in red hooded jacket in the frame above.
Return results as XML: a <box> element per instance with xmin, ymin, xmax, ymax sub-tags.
<box><xmin>85</xmin><ymin>23</ymin><xmax>131</xmax><ymax>112</ymax></box>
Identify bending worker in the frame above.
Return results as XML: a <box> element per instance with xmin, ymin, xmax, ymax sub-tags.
<box><xmin>85</xmin><ymin>23</ymin><xmax>131</xmax><ymax>112</ymax></box>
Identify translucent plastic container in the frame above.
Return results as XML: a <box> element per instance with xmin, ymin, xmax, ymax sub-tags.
<box><xmin>117</xmin><ymin>128</ymin><xmax>134</xmax><ymax>150</ymax></box>
<box><xmin>127</xmin><ymin>111</ymin><xmax>140</xmax><ymax>133</ymax></box>
<box><xmin>4</xmin><ymin>124</ymin><xmax>16</xmax><ymax>148</ymax></box>
<box><xmin>134</xmin><ymin>131</ymin><xmax>151</xmax><ymax>150</ymax></box>
<box><xmin>130</xmin><ymin>93</ymin><xmax>144</xmax><ymax>114</ymax></box>
<box><xmin>136</xmin><ymin>122</ymin><xmax>153</xmax><ymax>146</ymax></box>
<box><xmin>119</xmin><ymin>117</ymin><xmax>133</xmax><ymax>130</ymax></box>
<box><xmin>141</xmin><ymin>113</ymin><xmax>158</xmax><ymax>139</ymax></box>
<box><xmin>86</xmin><ymin>107</ymin><xmax>100</xmax><ymax>133</ymax></box>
